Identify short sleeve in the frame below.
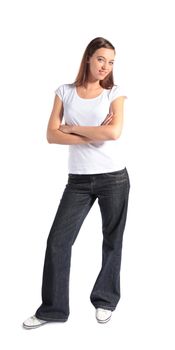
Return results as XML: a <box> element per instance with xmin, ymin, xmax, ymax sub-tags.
<box><xmin>109</xmin><ymin>85</ymin><xmax>128</xmax><ymax>103</ymax></box>
<box><xmin>55</xmin><ymin>84</ymin><xmax>64</xmax><ymax>101</ymax></box>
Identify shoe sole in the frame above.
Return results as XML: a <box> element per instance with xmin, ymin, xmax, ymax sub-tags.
<box><xmin>23</xmin><ymin>322</ymin><xmax>47</xmax><ymax>330</ymax></box>
<box><xmin>96</xmin><ymin>315</ymin><xmax>112</xmax><ymax>324</ymax></box>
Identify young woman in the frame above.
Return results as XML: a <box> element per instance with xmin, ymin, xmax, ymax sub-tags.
<box><xmin>23</xmin><ymin>37</ymin><xmax>130</xmax><ymax>329</ymax></box>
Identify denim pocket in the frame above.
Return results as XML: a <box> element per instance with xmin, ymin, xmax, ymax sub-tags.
<box><xmin>125</xmin><ymin>168</ymin><xmax>130</xmax><ymax>189</ymax></box>
<box><xmin>105</xmin><ymin>168</ymin><xmax>130</xmax><ymax>188</ymax></box>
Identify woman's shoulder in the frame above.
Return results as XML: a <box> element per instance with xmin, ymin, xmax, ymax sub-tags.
<box><xmin>55</xmin><ymin>83</ymin><xmax>75</xmax><ymax>100</ymax></box>
<box><xmin>105</xmin><ymin>84</ymin><xmax>128</xmax><ymax>102</ymax></box>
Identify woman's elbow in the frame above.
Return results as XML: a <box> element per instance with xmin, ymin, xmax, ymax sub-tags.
<box><xmin>47</xmin><ymin>136</ymin><xmax>52</xmax><ymax>143</ymax></box>
<box><xmin>107</xmin><ymin>125</ymin><xmax>121</xmax><ymax>141</ymax></box>
<box><xmin>47</xmin><ymin>129</ymin><xmax>54</xmax><ymax>143</ymax></box>
<box><xmin>46</xmin><ymin>134</ymin><xmax>51</xmax><ymax>143</ymax></box>
<box><xmin>111</xmin><ymin>129</ymin><xmax>122</xmax><ymax>141</ymax></box>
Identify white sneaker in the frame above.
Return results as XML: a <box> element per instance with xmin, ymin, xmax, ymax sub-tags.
<box><xmin>96</xmin><ymin>308</ymin><xmax>112</xmax><ymax>324</ymax></box>
<box><xmin>23</xmin><ymin>315</ymin><xmax>48</xmax><ymax>329</ymax></box>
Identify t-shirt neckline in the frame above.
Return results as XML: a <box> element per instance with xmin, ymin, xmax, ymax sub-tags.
<box><xmin>74</xmin><ymin>86</ymin><xmax>105</xmax><ymax>100</ymax></box>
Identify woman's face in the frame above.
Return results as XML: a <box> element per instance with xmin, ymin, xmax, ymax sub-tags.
<box><xmin>88</xmin><ymin>48</ymin><xmax>115</xmax><ymax>82</ymax></box>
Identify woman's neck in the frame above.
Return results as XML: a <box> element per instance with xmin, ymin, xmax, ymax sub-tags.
<box><xmin>83</xmin><ymin>80</ymin><xmax>101</xmax><ymax>91</ymax></box>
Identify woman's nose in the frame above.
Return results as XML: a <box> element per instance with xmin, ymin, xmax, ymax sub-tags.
<box><xmin>102</xmin><ymin>62</ymin><xmax>108</xmax><ymax>70</ymax></box>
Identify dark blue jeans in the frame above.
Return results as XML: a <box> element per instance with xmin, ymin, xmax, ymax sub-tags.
<box><xmin>35</xmin><ymin>167</ymin><xmax>130</xmax><ymax>322</ymax></box>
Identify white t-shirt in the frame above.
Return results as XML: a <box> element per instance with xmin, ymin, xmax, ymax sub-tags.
<box><xmin>55</xmin><ymin>83</ymin><xmax>127</xmax><ymax>174</ymax></box>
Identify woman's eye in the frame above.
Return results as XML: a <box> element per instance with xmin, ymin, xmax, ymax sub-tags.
<box><xmin>109</xmin><ymin>62</ymin><xmax>114</xmax><ymax>65</ymax></box>
<box><xmin>98</xmin><ymin>58</ymin><xmax>104</xmax><ymax>62</ymax></box>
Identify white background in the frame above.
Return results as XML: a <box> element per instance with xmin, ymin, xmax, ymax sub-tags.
<box><xmin>0</xmin><ymin>0</ymin><xmax>175</xmax><ymax>349</ymax></box>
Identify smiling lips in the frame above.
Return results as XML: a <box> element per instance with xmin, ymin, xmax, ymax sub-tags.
<box><xmin>99</xmin><ymin>70</ymin><xmax>107</xmax><ymax>75</ymax></box>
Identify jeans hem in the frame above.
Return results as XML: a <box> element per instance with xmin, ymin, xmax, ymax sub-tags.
<box><xmin>92</xmin><ymin>304</ymin><xmax>116</xmax><ymax>311</ymax></box>
<box><xmin>35</xmin><ymin>313</ymin><xmax>68</xmax><ymax>323</ymax></box>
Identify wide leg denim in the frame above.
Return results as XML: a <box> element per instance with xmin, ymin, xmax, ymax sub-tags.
<box><xmin>35</xmin><ymin>167</ymin><xmax>130</xmax><ymax>322</ymax></box>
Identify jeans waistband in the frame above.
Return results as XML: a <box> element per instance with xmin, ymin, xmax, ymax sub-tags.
<box><xmin>68</xmin><ymin>167</ymin><xmax>127</xmax><ymax>178</ymax></box>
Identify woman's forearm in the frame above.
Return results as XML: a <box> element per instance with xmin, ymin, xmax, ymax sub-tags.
<box><xmin>47</xmin><ymin>129</ymin><xmax>93</xmax><ymax>145</ymax></box>
<box><xmin>71</xmin><ymin>125</ymin><xmax>117</xmax><ymax>141</ymax></box>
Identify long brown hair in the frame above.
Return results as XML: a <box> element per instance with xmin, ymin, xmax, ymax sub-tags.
<box><xmin>73</xmin><ymin>37</ymin><xmax>115</xmax><ymax>89</ymax></box>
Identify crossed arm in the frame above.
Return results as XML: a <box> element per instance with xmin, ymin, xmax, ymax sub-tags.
<box><xmin>47</xmin><ymin>95</ymin><xmax>126</xmax><ymax>145</ymax></box>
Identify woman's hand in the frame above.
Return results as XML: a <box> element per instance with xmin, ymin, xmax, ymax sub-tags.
<box><xmin>101</xmin><ymin>113</ymin><xmax>113</xmax><ymax>125</ymax></box>
<box><xmin>59</xmin><ymin>124</ymin><xmax>73</xmax><ymax>134</ymax></box>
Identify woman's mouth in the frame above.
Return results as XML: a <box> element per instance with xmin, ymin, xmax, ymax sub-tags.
<box><xmin>99</xmin><ymin>70</ymin><xmax>107</xmax><ymax>75</ymax></box>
